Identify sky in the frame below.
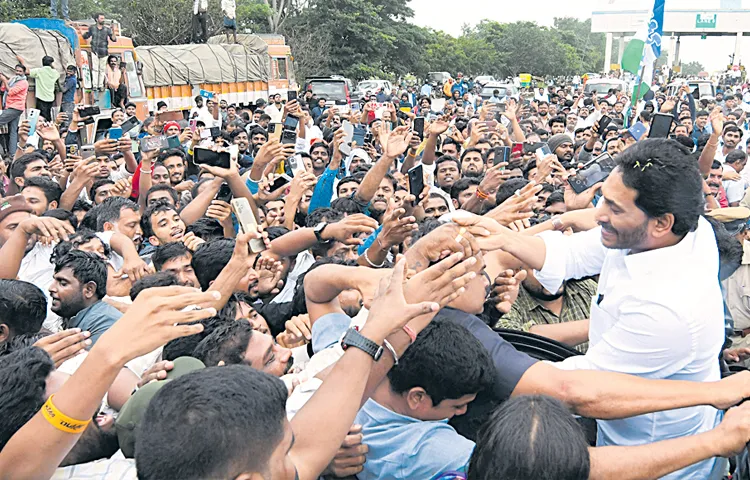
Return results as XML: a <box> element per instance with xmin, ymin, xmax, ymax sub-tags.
<box><xmin>409</xmin><ymin>0</ymin><xmax>748</xmax><ymax>72</ymax></box>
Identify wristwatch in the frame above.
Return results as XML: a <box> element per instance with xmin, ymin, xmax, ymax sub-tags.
<box><xmin>341</xmin><ymin>328</ymin><xmax>383</xmax><ymax>361</ymax></box>
<box><xmin>312</xmin><ymin>222</ymin><xmax>330</xmax><ymax>243</ymax></box>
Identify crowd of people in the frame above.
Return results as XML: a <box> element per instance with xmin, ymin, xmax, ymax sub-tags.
<box><xmin>5</xmin><ymin>59</ymin><xmax>750</xmax><ymax>480</ymax></box>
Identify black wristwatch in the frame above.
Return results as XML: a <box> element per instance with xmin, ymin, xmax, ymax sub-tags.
<box><xmin>341</xmin><ymin>328</ymin><xmax>383</xmax><ymax>361</ymax></box>
<box><xmin>313</xmin><ymin>222</ymin><xmax>330</xmax><ymax>244</ymax></box>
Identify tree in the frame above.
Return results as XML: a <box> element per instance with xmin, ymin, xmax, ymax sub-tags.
<box><xmin>682</xmin><ymin>61</ymin><xmax>705</xmax><ymax>76</ymax></box>
<box><xmin>0</xmin><ymin>0</ymin><xmax>47</xmax><ymax>22</ymax></box>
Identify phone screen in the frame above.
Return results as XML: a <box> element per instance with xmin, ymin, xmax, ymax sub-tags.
<box><xmin>536</xmin><ymin>143</ymin><xmax>551</xmax><ymax>161</ymax></box>
<box><xmin>167</xmin><ymin>135</ymin><xmax>181</xmax><ymax>149</ymax></box>
<box><xmin>270</xmin><ymin>174</ymin><xmax>291</xmax><ymax>191</ymax></box>
<box><xmin>511</xmin><ymin>142</ymin><xmax>524</xmax><ymax>156</ymax></box>
<box><xmin>413</xmin><ymin>117</ymin><xmax>425</xmax><ymax>139</ymax></box>
<box><xmin>283</xmin><ymin>114</ymin><xmax>299</xmax><ymax>131</ymax></box>
<box><xmin>597</xmin><ymin>115</ymin><xmax>612</xmax><ymax>134</ymax></box>
<box><xmin>194</xmin><ymin>147</ymin><xmax>231</xmax><ymax>169</ymax></box>
<box><xmin>215</xmin><ymin>183</ymin><xmax>233</xmax><ymax>203</ymax></box>
<box><xmin>120</xmin><ymin>116</ymin><xmax>140</xmax><ymax>134</ymax></box>
<box><xmin>649</xmin><ymin>113</ymin><xmax>674</xmax><ymax>138</ymax></box>
<box><xmin>352</xmin><ymin>125</ymin><xmax>367</xmax><ymax>146</ymax></box>
<box><xmin>568</xmin><ymin>153</ymin><xmax>617</xmax><ymax>194</ymax></box>
<box><xmin>408</xmin><ymin>165</ymin><xmax>424</xmax><ymax>205</ymax></box>
<box><xmin>493</xmin><ymin>146</ymin><xmax>511</xmax><ymax>166</ymax></box>
<box><xmin>287</xmin><ymin>90</ymin><xmax>297</xmax><ymax>102</ymax></box>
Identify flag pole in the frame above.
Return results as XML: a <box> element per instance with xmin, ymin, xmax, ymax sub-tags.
<box><xmin>629</xmin><ymin>65</ymin><xmax>647</xmax><ymax>126</ymax></box>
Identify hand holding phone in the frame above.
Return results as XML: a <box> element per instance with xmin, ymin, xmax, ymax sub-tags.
<box><xmin>408</xmin><ymin>165</ymin><xmax>425</xmax><ymax>205</ymax></box>
<box><xmin>231</xmin><ymin>198</ymin><xmax>266</xmax><ymax>253</ymax></box>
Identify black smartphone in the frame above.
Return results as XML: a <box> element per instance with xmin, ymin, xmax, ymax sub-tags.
<box><xmin>408</xmin><ymin>164</ymin><xmax>424</xmax><ymax>205</ymax></box>
<box><xmin>281</xmin><ymin>129</ymin><xmax>297</xmax><ymax>145</ymax></box>
<box><xmin>210</xmin><ymin>126</ymin><xmax>221</xmax><ymax>138</ymax></box>
<box><xmin>283</xmin><ymin>114</ymin><xmax>299</xmax><ymax>131</ymax></box>
<box><xmin>287</xmin><ymin>90</ymin><xmax>297</xmax><ymax>102</ymax></box>
<box><xmin>364</xmin><ymin>131</ymin><xmax>373</xmax><ymax>145</ymax></box>
<box><xmin>649</xmin><ymin>113</ymin><xmax>674</xmax><ymax>138</ymax></box>
<box><xmin>493</xmin><ymin>146</ymin><xmax>511</xmax><ymax>166</ymax></box>
<box><xmin>215</xmin><ymin>183</ymin><xmax>233</xmax><ymax>203</ymax></box>
<box><xmin>79</xmin><ymin>105</ymin><xmax>101</xmax><ymax>118</ymax></box>
<box><xmin>597</xmin><ymin>115</ymin><xmax>612</xmax><ymax>134</ymax></box>
<box><xmin>568</xmin><ymin>153</ymin><xmax>617</xmax><ymax>194</ymax></box>
<box><xmin>353</xmin><ymin>125</ymin><xmax>367</xmax><ymax>146</ymax></box>
<box><xmin>167</xmin><ymin>135</ymin><xmax>181</xmax><ymax>149</ymax></box>
<box><xmin>270</xmin><ymin>174</ymin><xmax>291</xmax><ymax>191</ymax></box>
<box><xmin>194</xmin><ymin>147</ymin><xmax>231</xmax><ymax>169</ymax></box>
<box><xmin>120</xmin><ymin>116</ymin><xmax>140</xmax><ymax>134</ymax></box>
<box><xmin>413</xmin><ymin>116</ymin><xmax>425</xmax><ymax>139</ymax></box>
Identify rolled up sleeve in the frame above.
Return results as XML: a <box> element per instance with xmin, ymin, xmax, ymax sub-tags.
<box><xmin>534</xmin><ymin>227</ymin><xmax>607</xmax><ymax>294</ymax></box>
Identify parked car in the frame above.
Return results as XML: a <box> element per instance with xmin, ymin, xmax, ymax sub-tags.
<box><xmin>478</xmin><ymin>82</ymin><xmax>520</xmax><ymax>101</ymax></box>
<box><xmin>303</xmin><ymin>76</ymin><xmax>353</xmax><ymax>112</ymax></box>
<box><xmin>353</xmin><ymin>79</ymin><xmax>393</xmax><ymax>101</ymax></box>
<box><xmin>667</xmin><ymin>80</ymin><xmax>716</xmax><ymax>101</ymax></box>
<box><xmin>474</xmin><ymin>75</ymin><xmax>497</xmax><ymax>87</ymax></box>
<box><xmin>583</xmin><ymin>78</ymin><xmax>629</xmax><ymax>98</ymax></box>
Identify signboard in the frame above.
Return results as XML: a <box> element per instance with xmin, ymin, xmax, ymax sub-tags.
<box><xmin>695</xmin><ymin>14</ymin><xmax>717</xmax><ymax>29</ymax></box>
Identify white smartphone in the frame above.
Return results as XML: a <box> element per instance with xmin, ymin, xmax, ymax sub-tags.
<box><xmin>288</xmin><ymin>154</ymin><xmax>307</xmax><ymax>177</ymax></box>
<box><xmin>230</xmin><ymin>197</ymin><xmax>266</xmax><ymax>253</ymax></box>
<box><xmin>339</xmin><ymin>120</ymin><xmax>354</xmax><ymax>156</ymax></box>
<box><xmin>27</xmin><ymin>108</ymin><xmax>40</xmax><ymax>138</ymax></box>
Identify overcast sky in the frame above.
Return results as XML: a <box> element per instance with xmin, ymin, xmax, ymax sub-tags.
<box><xmin>409</xmin><ymin>0</ymin><xmax>748</xmax><ymax>72</ymax></box>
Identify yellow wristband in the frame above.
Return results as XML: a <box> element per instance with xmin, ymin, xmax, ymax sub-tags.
<box><xmin>41</xmin><ymin>395</ymin><xmax>90</xmax><ymax>434</ymax></box>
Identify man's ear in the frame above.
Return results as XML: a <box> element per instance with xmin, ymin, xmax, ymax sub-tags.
<box><xmin>405</xmin><ymin>387</ymin><xmax>429</xmax><ymax>411</ymax></box>
<box><xmin>83</xmin><ymin>281</ymin><xmax>98</xmax><ymax>300</ymax></box>
<box><xmin>49</xmin><ymin>200</ymin><xmax>58</xmax><ymax>210</ymax></box>
<box><xmin>0</xmin><ymin>324</ymin><xmax>10</xmax><ymax>344</ymax></box>
<box><xmin>651</xmin><ymin>213</ymin><xmax>675</xmax><ymax>239</ymax></box>
<box><xmin>149</xmin><ymin>235</ymin><xmax>161</xmax><ymax>247</ymax></box>
<box><xmin>14</xmin><ymin>177</ymin><xmax>24</xmax><ymax>189</ymax></box>
<box><xmin>102</xmin><ymin>222</ymin><xmax>115</xmax><ymax>232</ymax></box>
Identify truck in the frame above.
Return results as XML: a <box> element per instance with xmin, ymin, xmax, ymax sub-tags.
<box><xmin>3</xmin><ymin>19</ymin><xmax>296</xmax><ymax>120</ymax></box>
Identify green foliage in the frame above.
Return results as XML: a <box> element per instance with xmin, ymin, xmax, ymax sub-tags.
<box><xmin>682</xmin><ymin>61</ymin><xmax>705</xmax><ymax>76</ymax></box>
<box><xmin>0</xmin><ymin>0</ymin><xmax>48</xmax><ymax>22</ymax></box>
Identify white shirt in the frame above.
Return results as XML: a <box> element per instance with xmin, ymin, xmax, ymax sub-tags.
<box><xmin>18</xmin><ymin>243</ymin><xmax>62</xmax><ymax>332</ymax></box>
<box><xmin>264</xmin><ymin>104</ymin><xmax>283</xmax><ymax>123</ymax></box>
<box><xmin>52</xmin><ymin>453</ymin><xmax>135</xmax><ymax>479</ymax></box>
<box><xmin>535</xmin><ymin>217</ymin><xmax>726</xmax><ymax>480</ymax></box>
<box><xmin>723</xmin><ymin>164</ymin><xmax>747</xmax><ymax>204</ymax></box>
<box><xmin>221</xmin><ymin>0</ymin><xmax>236</xmax><ymax>17</ymax></box>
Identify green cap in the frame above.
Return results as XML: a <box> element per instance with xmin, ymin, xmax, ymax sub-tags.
<box><xmin>116</xmin><ymin>356</ymin><xmax>205</xmax><ymax>458</ymax></box>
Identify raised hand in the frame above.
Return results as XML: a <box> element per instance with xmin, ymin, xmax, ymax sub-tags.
<box><xmin>486</xmin><ymin>181</ymin><xmax>540</xmax><ymax>226</ymax></box>
<box><xmin>490</xmin><ymin>269</ymin><xmax>527</xmax><ymax>314</ymax></box>
<box><xmin>322</xmin><ymin>214</ymin><xmax>378</xmax><ymax>245</ymax></box>
<box><xmin>33</xmin><ymin>329</ymin><xmax>91</xmax><ymax>367</ymax></box>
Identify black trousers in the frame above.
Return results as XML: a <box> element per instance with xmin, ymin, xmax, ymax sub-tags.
<box><xmin>192</xmin><ymin>12</ymin><xmax>208</xmax><ymax>43</ymax></box>
<box><xmin>36</xmin><ymin>99</ymin><xmax>53</xmax><ymax>122</ymax></box>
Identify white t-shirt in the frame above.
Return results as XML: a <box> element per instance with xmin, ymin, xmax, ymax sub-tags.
<box><xmin>723</xmin><ymin>164</ymin><xmax>747</xmax><ymax>204</ymax></box>
<box><xmin>18</xmin><ymin>243</ymin><xmax>61</xmax><ymax>332</ymax></box>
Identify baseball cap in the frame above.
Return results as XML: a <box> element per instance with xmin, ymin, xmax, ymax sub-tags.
<box><xmin>0</xmin><ymin>195</ymin><xmax>32</xmax><ymax>223</ymax></box>
<box><xmin>116</xmin><ymin>357</ymin><xmax>205</xmax><ymax>457</ymax></box>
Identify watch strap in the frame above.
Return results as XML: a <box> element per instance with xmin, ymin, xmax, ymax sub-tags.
<box><xmin>313</xmin><ymin>222</ymin><xmax>330</xmax><ymax>243</ymax></box>
<box><xmin>341</xmin><ymin>328</ymin><xmax>383</xmax><ymax>361</ymax></box>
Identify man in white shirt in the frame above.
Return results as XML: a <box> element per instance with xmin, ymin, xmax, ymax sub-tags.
<box><xmin>192</xmin><ymin>0</ymin><xmax>209</xmax><ymax>43</ymax></box>
<box><xmin>264</xmin><ymin>93</ymin><xmax>283</xmax><ymax>123</ymax></box>
<box><xmin>723</xmin><ymin>150</ymin><xmax>748</xmax><ymax>206</ymax></box>
<box><xmin>486</xmin><ymin>138</ymin><xmax>726</xmax><ymax>479</ymax></box>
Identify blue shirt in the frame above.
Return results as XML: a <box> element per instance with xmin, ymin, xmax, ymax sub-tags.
<box><xmin>355</xmin><ymin>398</ymin><xmax>473</xmax><ymax>480</ymax></box>
<box><xmin>62</xmin><ymin>75</ymin><xmax>77</xmax><ymax>103</ymax></box>
<box><xmin>66</xmin><ymin>300</ymin><xmax>122</xmax><ymax>345</ymax></box>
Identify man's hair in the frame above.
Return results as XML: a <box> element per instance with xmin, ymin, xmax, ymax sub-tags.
<box><xmin>192</xmin><ymin>319</ymin><xmax>254</xmax><ymax>367</ymax></box>
<box><xmin>42</xmin><ymin>56</ymin><xmax>54</xmax><ymax>67</ymax></box>
<box><xmin>724</xmin><ymin>125</ymin><xmax>742</xmax><ymax>136</ymax></box>
<box><xmin>0</xmin><ymin>280</ymin><xmax>47</xmax><ymax>339</ymax></box>
<box><xmin>185</xmin><ymin>217</ymin><xmax>225</xmax><ymax>241</ymax></box>
<box><xmin>548</xmin><ymin>115</ymin><xmax>566</xmax><ymax>128</ymax></box>
<box><xmin>265</xmin><ymin>226</ymin><xmax>290</xmax><ymax>242</ymax></box>
<box><xmin>191</xmin><ymin>239</ymin><xmax>234</xmax><ymax>290</ymax></box>
<box><xmin>146</xmin><ymin>184</ymin><xmax>179</xmax><ymax>205</ymax></box>
<box><xmin>450</xmin><ymin>177</ymin><xmax>480</xmax><ymax>200</ymax></box>
<box><xmin>387</xmin><ymin>319</ymin><xmax>493</xmax><ymax>405</ymax></box>
<box><xmin>53</xmin><ymin>250</ymin><xmax>108</xmax><ymax>299</ymax></box>
<box><xmin>467</xmin><ymin>395</ymin><xmax>590</xmax><ymax>480</ymax></box>
<box><xmin>23</xmin><ymin>176</ymin><xmax>62</xmax><ymax>205</ymax></box>
<box><xmin>0</xmin><ymin>347</ymin><xmax>54</xmax><ymax>450</ymax></box>
<box><xmin>136</xmin><ymin>365</ymin><xmax>288</xmax><ymax>480</ymax></box>
<box><xmin>43</xmin><ymin>209</ymin><xmax>78</xmax><ymax>230</ymax></box>
<box><xmin>336</xmin><ymin>175</ymin><xmax>360</xmax><ymax>196</ymax></box>
<box><xmin>141</xmin><ymin>202</ymin><xmax>179</xmax><ymax>240</ymax></box>
<box><xmin>156</xmin><ymin>101</ymin><xmax>167</xmax><ymax>109</ymax></box>
<box><xmin>726</xmin><ymin>149</ymin><xmax>748</xmax><ymax>165</ymax></box>
<box><xmin>130</xmin><ymin>272</ymin><xmax>180</xmax><ymax>301</ymax></box>
<box><xmin>545</xmin><ymin>190</ymin><xmax>565</xmax><ymax>208</ymax></box>
<box><xmin>162</xmin><ymin>315</ymin><xmax>233</xmax><ymax>361</ymax></box>
<box><xmin>10</xmin><ymin>152</ymin><xmax>46</xmax><ymax>182</ymax></box>
<box><xmin>711</xmin><ymin>160</ymin><xmax>722</xmax><ymax>170</ymax></box>
<box><xmin>72</xmin><ymin>199</ymin><xmax>92</xmax><ymax>214</ymax></box>
<box><xmin>616</xmin><ymin>138</ymin><xmax>704</xmax><ymax>236</ymax></box>
<box><xmin>310</xmin><ymin>141</ymin><xmax>330</xmax><ymax>156</ymax></box>
<box><xmin>331</xmin><ymin>197</ymin><xmax>363</xmax><ymax>215</ymax></box>
<box><xmin>95</xmin><ymin>197</ymin><xmax>138</xmax><ymax>231</ymax></box>
<box><xmin>460</xmin><ymin>147</ymin><xmax>483</xmax><ymax>162</ymax></box>
<box><xmin>258</xmin><ymin>113</ymin><xmax>272</xmax><ymax>122</ymax></box>
<box><xmin>496</xmin><ymin>178</ymin><xmax>529</xmax><ymax>205</ymax></box>
<box><xmin>305</xmin><ymin>207</ymin><xmax>344</xmax><ymax>227</ymax></box>
<box><xmin>88</xmin><ymin>178</ymin><xmax>114</xmax><ymax>201</ymax></box>
<box><xmin>152</xmin><ymin>242</ymin><xmax>192</xmax><ymax>271</ymax></box>
<box><xmin>435</xmin><ymin>155</ymin><xmax>460</xmax><ymax>172</ymax></box>
<box><xmin>248</xmin><ymin>126</ymin><xmax>268</xmax><ymax>140</ymax></box>
<box><xmin>157</xmin><ymin>148</ymin><xmax>187</xmax><ymax>164</ymax></box>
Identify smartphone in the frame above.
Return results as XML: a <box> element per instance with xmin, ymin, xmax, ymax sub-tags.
<box><xmin>120</xmin><ymin>116</ymin><xmax>140</xmax><ymax>135</ymax></box>
<box><xmin>281</xmin><ymin>129</ymin><xmax>297</xmax><ymax>145</ymax></box>
<box><xmin>413</xmin><ymin>116</ymin><xmax>425</xmax><ymax>140</ymax></box>
<box><xmin>351</xmin><ymin>102</ymin><xmax>361</xmax><ymax>112</ymax></box>
<box><xmin>287</xmin><ymin>154</ymin><xmax>307</xmax><ymax>177</ymax></box>
<box><xmin>231</xmin><ymin>197</ymin><xmax>266</xmax><ymax>253</ymax></box>
<box><xmin>497</xmin><ymin>103</ymin><xmax>507</xmax><ymax>114</ymax></box>
<box><xmin>270</xmin><ymin>174</ymin><xmax>292</xmax><ymax>192</ymax></box>
<box><xmin>352</xmin><ymin>125</ymin><xmax>367</xmax><ymax>147</ymax></box>
<box><xmin>535</xmin><ymin>143</ymin><xmax>551</xmax><ymax>161</ymax></box>
<box><xmin>408</xmin><ymin>164</ymin><xmax>424</xmax><ymax>205</ymax></box>
<box><xmin>482</xmin><ymin>120</ymin><xmax>498</xmax><ymax>130</ymax></box>
<box><xmin>649</xmin><ymin>113</ymin><xmax>674</xmax><ymax>138</ymax></box>
<box><xmin>200</xmin><ymin>128</ymin><xmax>212</xmax><ymax>139</ymax></box>
<box><xmin>283</xmin><ymin>114</ymin><xmax>299</xmax><ymax>131</ymax></box>
<box><xmin>157</xmin><ymin>111</ymin><xmax>183</xmax><ymax>123</ymax></box>
<box><xmin>167</xmin><ymin>135</ymin><xmax>181</xmax><ymax>149</ymax></box>
<box><xmin>66</xmin><ymin>144</ymin><xmax>78</xmax><ymax>157</ymax></box>
<box><xmin>199</xmin><ymin>89</ymin><xmax>214</xmax><ymax>99</ymax></box>
<box><xmin>78</xmin><ymin>105</ymin><xmax>100</xmax><ymax>118</ymax></box>
<box><xmin>108</xmin><ymin>126</ymin><xmax>123</xmax><ymax>140</ymax></box>
<box><xmin>194</xmin><ymin>147</ymin><xmax>231</xmax><ymax>169</ymax></box>
<box><xmin>189</xmin><ymin>119</ymin><xmax>197</xmax><ymax>132</ymax></box>
<box><xmin>268</xmin><ymin>123</ymin><xmax>282</xmax><ymax>141</ymax></box>
<box><xmin>215</xmin><ymin>182</ymin><xmax>233</xmax><ymax>203</ymax></box>
<box><xmin>140</xmin><ymin>136</ymin><xmax>166</xmax><ymax>153</ymax></box>
<box><xmin>494</xmin><ymin>146</ymin><xmax>511</xmax><ymax>167</ymax></box>
<box><xmin>568</xmin><ymin>153</ymin><xmax>617</xmax><ymax>194</ymax></box>
<box><xmin>511</xmin><ymin>142</ymin><xmax>524</xmax><ymax>156</ymax></box>
<box><xmin>209</xmin><ymin>126</ymin><xmax>221</xmax><ymax>138</ymax></box>
<box><xmin>287</xmin><ymin>90</ymin><xmax>297</xmax><ymax>102</ymax></box>
<box><xmin>27</xmin><ymin>109</ymin><xmax>40</xmax><ymax>138</ymax></box>
<box><xmin>80</xmin><ymin>144</ymin><xmax>95</xmax><ymax>159</ymax></box>
<box><xmin>339</xmin><ymin>121</ymin><xmax>354</xmax><ymax>155</ymax></box>
<box><xmin>597</xmin><ymin>115</ymin><xmax>612</xmax><ymax>134</ymax></box>
<box><xmin>363</xmin><ymin>131</ymin><xmax>374</xmax><ymax>146</ymax></box>
<box><xmin>628</xmin><ymin>122</ymin><xmax>647</xmax><ymax>141</ymax></box>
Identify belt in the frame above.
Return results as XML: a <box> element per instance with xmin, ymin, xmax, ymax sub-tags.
<box><xmin>734</xmin><ymin>328</ymin><xmax>750</xmax><ymax>338</ymax></box>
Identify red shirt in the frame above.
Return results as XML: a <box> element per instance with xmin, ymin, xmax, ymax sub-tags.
<box><xmin>5</xmin><ymin>79</ymin><xmax>28</xmax><ymax>111</ymax></box>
